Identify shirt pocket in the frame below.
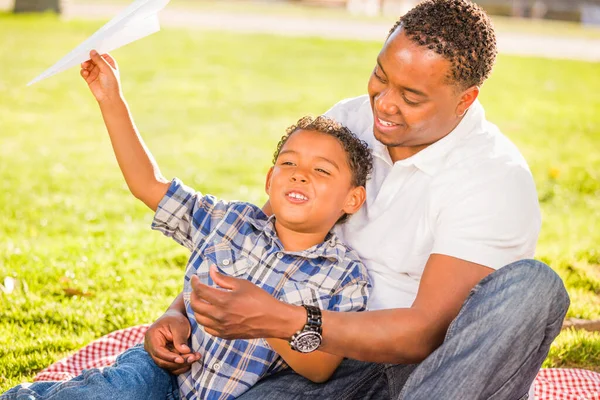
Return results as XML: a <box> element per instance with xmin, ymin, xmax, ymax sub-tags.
<box><xmin>202</xmin><ymin>243</ymin><xmax>252</xmax><ymax>278</ymax></box>
<box><xmin>279</xmin><ymin>282</ymin><xmax>328</xmax><ymax>310</ymax></box>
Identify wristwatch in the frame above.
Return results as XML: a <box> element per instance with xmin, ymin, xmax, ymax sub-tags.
<box><xmin>289</xmin><ymin>304</ymin><xmax>323</xmax><ymax>353</ymax></box>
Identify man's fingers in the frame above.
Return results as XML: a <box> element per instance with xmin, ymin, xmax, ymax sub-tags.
<box><xmin>170</xmin><ymin>325</ymin><xmax>192</xmax><ymax>355</ymax></box>
<box><xmin>191</xmin><ymin>274</ymin><xmax>228</xmax><ymax>305</ymax></box>
<box><xmin>152</xmin><ymin>343</ymin><xmax>186</xmax><ymax>364</ymax></box>
<box><xmin>209</xmin><ymin>265</ymin><xmax>238</xmax><ymax>290</ymax></box>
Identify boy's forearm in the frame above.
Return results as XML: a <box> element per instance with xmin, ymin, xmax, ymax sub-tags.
<box><xmin>98</xmin><ymin>97</ymin><xmax>169</xmax><ymax>211</ymax></box>
<box><xmin>266</xmin><ymin>338</ymin><xmax>342</xmax><ymax>383</ymax></box>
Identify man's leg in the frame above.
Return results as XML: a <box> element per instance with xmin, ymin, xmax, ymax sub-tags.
<box><xmin>1</xmin><ymin>344</ymin><xmax>179</xmax><ymax>400</ymax></box>
<box><xmin>237</xmin><ymin>358</ymin><xmax>415</xmax><ymax>400</ymax></box>
<box><xmin>397</xmin><ymin>259</ymin><xmax>569</xmax><ymax>400</ymax></box>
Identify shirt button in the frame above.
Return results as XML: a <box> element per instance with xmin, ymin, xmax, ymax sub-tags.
<box><xmin>212</xmin><ymin>362</ymin><xmax>221</xmax><ymax>371</ymax></box>
<box><xmin>221</xmin><ymin>259</ymin><xmax>230</xmax><ymax>266</ymax></box>
<box><xmin>329</xmin><ymin>238</ymin><xmax>336</xmax><ymax>247</ymax></box>
<box><xmin>276</xmin><ymin>252</ymin><xmax>284</xmax><ymax>259</ymax></box>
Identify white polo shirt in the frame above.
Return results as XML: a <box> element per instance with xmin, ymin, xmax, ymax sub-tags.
<box><xmin>327</xmin><ymin>95</ymin><xmax>541</xmax><ymax>311</ymax></box>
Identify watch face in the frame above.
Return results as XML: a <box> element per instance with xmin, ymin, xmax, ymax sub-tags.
<box><xmin>294</xmin><ymin>331</ymin><xmax>322</xmax><ymax>353</ymax></box>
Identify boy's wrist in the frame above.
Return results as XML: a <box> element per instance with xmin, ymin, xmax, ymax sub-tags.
<box><xmin>97</xmin><ymin>93</ymin><xmax>125</xmax><ymax>108</ymax></box>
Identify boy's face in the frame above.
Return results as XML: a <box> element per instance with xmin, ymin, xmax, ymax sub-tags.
<box><xmin>266</xmin><ymin>129</ymin><xmax>365</xmax><ymax>234</ymax></box>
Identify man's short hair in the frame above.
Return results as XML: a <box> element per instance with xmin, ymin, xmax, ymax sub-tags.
<box><xmin>389</xmin><ymin>0</ymin><xmax>498</xmax><ymax>89</ymax></box>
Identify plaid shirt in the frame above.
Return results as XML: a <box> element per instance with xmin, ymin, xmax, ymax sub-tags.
<box><xmin>151</xmin><ymin>178</ymin><xmax>371</xmax><ymax>400</ymax></box>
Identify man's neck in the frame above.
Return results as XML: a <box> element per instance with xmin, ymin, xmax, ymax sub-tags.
<box><xmin>274</xmin><ymin>219</ymin><xmax>329</xmax><ymax>252</ymax></box>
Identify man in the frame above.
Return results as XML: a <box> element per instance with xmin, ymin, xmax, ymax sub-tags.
<box><xmin>144</xmin><ymin>1</ymin><xmax>569</xmax><ymax>398</ymax></box>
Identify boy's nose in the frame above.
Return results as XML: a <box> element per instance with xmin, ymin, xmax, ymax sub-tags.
<box><xmin>290</xmin><ymin>171</ymin><xmax>308</xmax><ymax>183</ymax></box>
<box><xmin>290</xmin><ymin>175</ymin><xmax>307</xmax><ymax>183</ymax></box>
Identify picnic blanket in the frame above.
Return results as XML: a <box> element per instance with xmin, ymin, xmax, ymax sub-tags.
<box><xmin>33</xmin><ymin>325</ymin><xmax>600</xmax><ymax>399</ymax></box>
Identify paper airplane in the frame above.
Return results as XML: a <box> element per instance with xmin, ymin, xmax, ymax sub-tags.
<box><xmin>28</xmin><ymin>0</ymin><xmax>170</xmax><ymax>86</ymax></box>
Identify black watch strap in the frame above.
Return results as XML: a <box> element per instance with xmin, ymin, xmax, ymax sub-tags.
<box><xmin>302</xmin><ymin>304</ymin><xmax>322</xmax><ymax>334</ymax></box>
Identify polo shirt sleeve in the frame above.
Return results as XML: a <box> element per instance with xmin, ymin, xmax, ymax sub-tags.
<box><xmin>151</xmin><ymin>178</ymin><xmax>229</xmax><ymax>251</ymax></box>
<box><xmin>329</xmin><ymin>261</ymin><xmax>371</xmax><ymax>312</ymax></box>
<box><xmin>431</xmin><ymin>164</ymin><xmax>541</xmax><ymax>270</ymax></box>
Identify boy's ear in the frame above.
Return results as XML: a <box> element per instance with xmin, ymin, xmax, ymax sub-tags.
<box><xmin>265</xmin><ymin>167</ymin><xmax>274</xmax><ymax>195</ymax></box>
<box><xmin>342</xmin><ymin>186</ymin><xmax>366</xmax><ymax>216</ymax></box>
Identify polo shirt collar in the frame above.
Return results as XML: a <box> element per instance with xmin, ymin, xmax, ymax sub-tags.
<box><xmin>248</xmin><ymin>215</ymin><xmax>347</xmax><ymax>262</ymax></box>
<box><xmin>371</xmin><ymin>99</ymin><xmax>485</xmax><ymax>176</ymax></box>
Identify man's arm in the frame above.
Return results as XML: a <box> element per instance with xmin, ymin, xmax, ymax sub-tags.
<box><xmin>190</xmin><ymin>256</ymin><xmax>493</xmax><ymax>363</ymax></box>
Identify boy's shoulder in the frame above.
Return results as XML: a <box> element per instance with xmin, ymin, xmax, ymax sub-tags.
<box><xmin>327</xmin><ymin>236</ymin><xmax>370</xmax><ymax>283</ymax></box>
<box><xmin>217</xmin><ymin>199</ymin><xmax>270</xmax><ymax>228</ymax></box>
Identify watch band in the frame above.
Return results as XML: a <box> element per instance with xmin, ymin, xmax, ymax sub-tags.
<box><xmin>302</xmin><ymin>304</ymin><xmax>322</xmax><ymax>334</ymax></box>
<box><xmin>289</xmin><ymin>304</ymin><xmax>323</xmax><ymax>351</ymax></box>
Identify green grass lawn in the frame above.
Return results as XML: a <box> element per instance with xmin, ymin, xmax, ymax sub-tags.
<box><xmin>1</xmin><ymin>12</ymin><xmax>599</xmax><ymax>392</ymax></box>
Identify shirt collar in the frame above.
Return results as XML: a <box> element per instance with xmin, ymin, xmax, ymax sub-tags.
<box><xmin>248</xmin><ymin>214</ymin><xmax>347</xmax><ymax>262</ymax></box>
<box><xmin>371</xmin><ymin>99</ymin><xmax>485</xmax><ymax>176</ymax></box>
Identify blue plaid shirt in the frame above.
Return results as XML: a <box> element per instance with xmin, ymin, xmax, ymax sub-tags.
<box><xmin>151</xmin><ymin>179</ymin><xmax>371</xmax><ymax>400</ymax></box>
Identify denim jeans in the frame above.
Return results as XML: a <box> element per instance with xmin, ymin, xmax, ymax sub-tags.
<box><xmin>235</xmin><ymin>259</ymin><xmax>570</xmax><ymax>400</ymax></box>
<box><xmin>1</xmin><ymin>344</ymin><xmax>179</xmax><ymax>400</ymax></box>
<box><xmin>3</xmin><ymin>259</ymin><xmax>569</xmax><ymax>400</ymax></box>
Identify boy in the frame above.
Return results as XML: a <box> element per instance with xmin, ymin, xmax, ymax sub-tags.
<box><xmin>2</xmin><ymin>51</ymin><xmax>372</xmax><ymax>400</ymax></box>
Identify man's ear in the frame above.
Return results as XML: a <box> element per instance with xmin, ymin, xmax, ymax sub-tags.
<box><xmin>265</xmin><ymin>167</ymin><xmax>274</xmax><ymax>195</ymax></box>
<box><xmin>342</xmin><ymin>186</ymin><xmax>366</xmax><ymax>216</ymax></box>
<box><xmin>456</xmin><ymin>86</ymin><xmax>479</xmax><ymax>117</ymax></box>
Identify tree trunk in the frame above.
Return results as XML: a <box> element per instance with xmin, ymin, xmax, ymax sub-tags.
<box><xmin>13</xmin><ymin>0</ymin><xmax>62</xmax><ymax>13</ymax></box>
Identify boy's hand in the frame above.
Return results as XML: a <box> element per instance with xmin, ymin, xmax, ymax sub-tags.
<box><xmin>144</xmin><ymin>309</ymin><xmax>202</xmax><ymax>375</ymax></box>
<box><xmin>80</xmin><ymin>50</ymin><xmax>121</xmax><ymax>103</ymax></box>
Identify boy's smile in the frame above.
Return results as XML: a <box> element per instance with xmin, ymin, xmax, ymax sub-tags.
<box><xmin>265</xmin><ymin>129</ymin><xmax>365</xmax><ymax>248</ymax></box>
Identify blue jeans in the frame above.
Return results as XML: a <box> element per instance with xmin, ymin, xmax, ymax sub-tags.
<box><xmin>3</xmin><ymin>260</ymin><xmax>569</xmax><ymax>400</ymax></box>
<box><xmin>235</xmin><ymin>259</ymin><xmax>570</xmax><ymax>400</ymax></box>
<box><xmin>1</xmin><ymin>344</ymin><xmax>179</xmax><ymax>400</ymax></box>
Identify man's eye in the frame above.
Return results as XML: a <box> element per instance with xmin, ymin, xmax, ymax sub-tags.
<box><xmin>281</xmin><ymin>161</ymin><xmax>295</xmax><ymax>166</ymax></box>
<box><xmin>315</xmin><ymin>168</ymin><xmax>331</xmax><ymax>175</ymax></box>
<box><xmin>373</xmin><ymin>68</ymin><xmax>386</xmax><ymax>83</ymax></box>
<box><xmin>403</xmin><ymin>96</ymin><xmax>419</xmax><ymax>106</ymax></box>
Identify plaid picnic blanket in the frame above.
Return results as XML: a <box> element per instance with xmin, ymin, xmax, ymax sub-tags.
<box><xmin>33</xmin><ymin>325</ymin><xmax>600</xmax><ymax>400</ymax></box>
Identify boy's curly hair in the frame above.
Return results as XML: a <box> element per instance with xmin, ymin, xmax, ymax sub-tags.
<box><xmin>273</xmin><ymin>115</ymin><xmax>373</xmax><ymax>189</ymax></box>
<box><xmin>389</xmin><ymin>0</ymin><xmax>497</xmax><ymax>89</ymax></box>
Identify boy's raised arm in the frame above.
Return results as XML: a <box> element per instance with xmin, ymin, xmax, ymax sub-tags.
<box><xmin>81</xmin><ymin>50</ymin><xmax>170</xmax><ymax>211</ymax></box>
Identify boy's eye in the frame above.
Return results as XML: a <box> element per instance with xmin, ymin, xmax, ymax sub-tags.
<box><xmin>281</xmin><ymin>161</ymin><xmax>295</xmax><ymax>166</ymax></box>
<box><xmin>315</xmin><ymin>168</ymin><xmax>331</xmax><ymax>175</ymax></box>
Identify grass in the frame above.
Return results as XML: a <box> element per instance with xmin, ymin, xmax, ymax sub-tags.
<box><xmin>1</xmin><ymin>12</ymin><xmax>599</xmax><ymax>392</ymax></box>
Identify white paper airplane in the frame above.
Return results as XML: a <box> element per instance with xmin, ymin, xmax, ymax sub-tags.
<box><xmin>28</xmin><ymin>0</ymin><xmax>170</xmax><ymax>86</ymax></box>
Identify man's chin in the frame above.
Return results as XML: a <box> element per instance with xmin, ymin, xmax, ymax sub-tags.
<box><xmin>373</xmin><ymin>127</ymin><xmax>405</xmax><ymax>147</ymax></box>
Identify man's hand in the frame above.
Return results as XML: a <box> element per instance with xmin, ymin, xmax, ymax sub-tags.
<box><xmin>144</xmin><ymin>309</ymin><xmax>202</xmax><ymax>375</ymax></box>
<box><xmin>80</xmin><ymin>50</ymin><xmax>122</xmax><ymax>104</ymax></box>
<box><xmin>190</xmin><ymin>266</ymin><xmax>305</xmax><ymax>340</ymax></box>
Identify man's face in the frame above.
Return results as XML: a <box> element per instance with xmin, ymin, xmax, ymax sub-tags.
<box><xmin>266</xmin><ymin>129</ymin><xmax>361</xmax><ymax>234</ymax></box>
<box><xmin>368</xmin><ymin>29</ymin><xmax>465</xmax><ymax>161</ymax></box>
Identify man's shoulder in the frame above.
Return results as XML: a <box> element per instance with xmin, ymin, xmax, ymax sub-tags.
<box><xmin>324</xmin><ymin>95</ymin><xmax>373</xmax><ymax>140</ymax></box>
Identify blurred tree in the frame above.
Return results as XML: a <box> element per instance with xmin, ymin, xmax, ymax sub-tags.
<box><xmin>13</xmin><ymin>0</ymin><xmax>61</xmax><ymax>13</ymax></box>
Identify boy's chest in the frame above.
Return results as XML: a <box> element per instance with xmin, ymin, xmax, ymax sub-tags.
<box><xmin>184</xmin><ymin>229</ymin><xmax>339</xmax><ymax>310</ymax></box>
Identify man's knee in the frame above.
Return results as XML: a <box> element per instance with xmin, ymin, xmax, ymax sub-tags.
<box><xmin>498</xmin><ymin>259</ymin><xmax>570</xmax><ymax>322</ymax></box>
